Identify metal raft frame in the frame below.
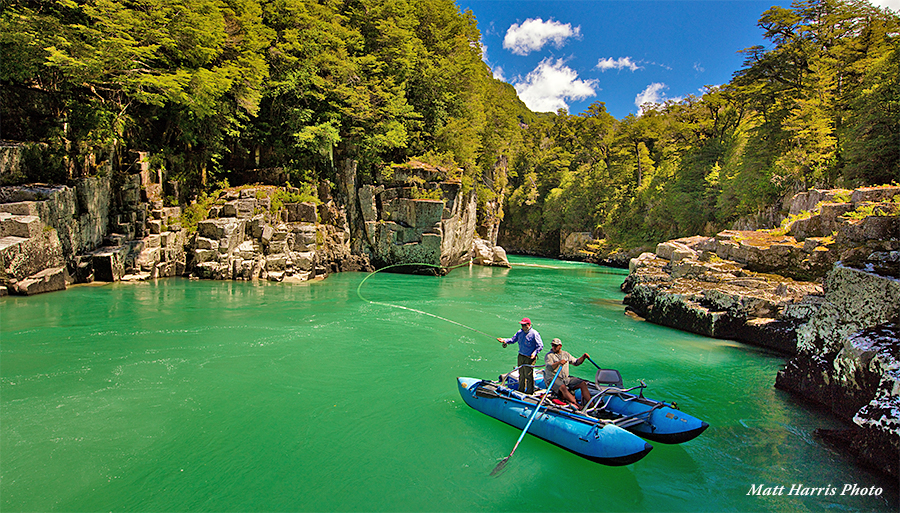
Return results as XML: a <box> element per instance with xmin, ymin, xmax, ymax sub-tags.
<box><xmin>497</xmin><ymin>365</ymin><xmax>678</xmax><ymax>433</ymax></box>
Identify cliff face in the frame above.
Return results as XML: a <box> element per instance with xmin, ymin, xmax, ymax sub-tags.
<box><xmin>189</xmin><ymin>184</ymin><xmax>370</xmax><ymax>282</ymax></box>
<box><xmin>338</xmin><ymin>159</ymin><xmax>506</xmax><ymax>271</ymax></box>
<box><xmin>775</xmin><ymin>264</ymin><xmax>899</xmax><ymax>478</ymax></box>
<box><xmin>0</xmin><ymin>157</ymin><xmax>506</xmax><ymax>294</ymax></box>
<box><xmin>0</xmin><ymin>177</ymin><xmax>370</xmax><ymax>289</ymax></box>
<box><xmin>0</xmin><ymin>177</ymin><xmax>110</xmax><ymax>294</ymax></box>
<box><xmin>622</xmin><ymin>186</ymin><xmax>900</xmax><ymax>479</ymax></box>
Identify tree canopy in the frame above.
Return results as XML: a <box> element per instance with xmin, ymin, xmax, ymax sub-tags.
<box><xmin>500</xmin><ymin>0</ymin><xmax>899</xmax><ymax>250</ymax></box>
<box><xmin>2</xmin><ymin>0</ymin><xmax>897</xmax><ymax>251</ymax></box>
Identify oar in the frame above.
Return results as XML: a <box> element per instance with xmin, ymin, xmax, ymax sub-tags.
<box><xmin>586</xmin><ymin>356</ymin><xmax>601</xmax><ymax>369</ymax></box>
<box><xmin>490</xmin><ymin>364</ymin><xmax>562</xmax><ymax>476</ymax></box>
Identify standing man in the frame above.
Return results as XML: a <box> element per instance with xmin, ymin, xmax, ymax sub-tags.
<box><xmin>544</xmin><ymin>338</ymin><xmax>591</xmax><ymax>409</ymax></box>
<box><xmin>498</xmin><ymin>317</ymin><xmax>543</xmax><ymax>395</ymax></box>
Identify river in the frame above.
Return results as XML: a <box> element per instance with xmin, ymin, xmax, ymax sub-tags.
<box><xmin>1</xmin><ymin>256</ymin><xmax>896</xmax><ymax>511</ymax></box>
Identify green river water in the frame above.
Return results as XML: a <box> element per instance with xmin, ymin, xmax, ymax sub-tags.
<box><xmin>1</xmin><ymin>256</ymin><xmax>896</xmax><ymax>512</ymax></box>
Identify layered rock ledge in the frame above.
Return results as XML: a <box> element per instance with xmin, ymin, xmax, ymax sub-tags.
<box><xmin>621</xmin><ymin>236</ymin><xmax>823</xmax><ymax>354</ymax></box>
<box><xmin>1</xmin><ymin>158</ymin><xmax>509</xmax><ymax>294</ymax></box>
<box><xmin>622</xmin><ymin>186</ymin><xmax>899</xmax><ymax>479</ymax></box>
<box><xmin>775</xmin><ymin>264</ymin><xmax>899</xmax><ymax>478</ymax></box>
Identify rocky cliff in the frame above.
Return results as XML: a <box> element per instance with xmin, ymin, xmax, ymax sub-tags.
<box><xmin>0</xmin><ymin>177</ymin><xmax>109</xmax><ymax>295</ymax></box>
<box><xmin>775</xmin><ymin>263</ymin><xmax>899</xmax><ymax>478</ymax></box>
<box><xmin>622</xmin><ymin>186</ymin><xmax>900</xmax><ymax>478</ymax></box>
<box><xmin>338</xmin><ymin>159</ymin><xmax>507</xmax><ymax>272</ymax></box>
<box><xmin>0</xmin><ymin>156</ymin><xmax>508</xmax><ymax>295</ymax></box>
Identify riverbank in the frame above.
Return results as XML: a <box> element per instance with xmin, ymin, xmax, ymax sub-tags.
<box><xmin>618</xmin><ymin>186</ymin><xmax>899</xmax><ymax>479</ymax></box>
<box><xmin>3</xmin><ymin>172</ymin><xmax>897</xmax><ymax>483</ymax></box>
<box><xmin>0</xmin><ymin>159</ymin><xmax>509</xmax><ymax>296</ymax></box>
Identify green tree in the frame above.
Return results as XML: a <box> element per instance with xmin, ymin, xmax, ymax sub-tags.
<box><xmin>841</xmin><ymin>33</ymin><xmax>900</xmax><ymax>184</ymax></box>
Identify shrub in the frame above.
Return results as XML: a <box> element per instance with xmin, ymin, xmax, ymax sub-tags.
<box><xmin>410</xmin><ymin>186</ymin><xmax>443</xmax><ymax>201</ymax></box>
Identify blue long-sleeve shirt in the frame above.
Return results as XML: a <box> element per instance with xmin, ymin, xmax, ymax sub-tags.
<box><xmin>504</xmin><ymin>328</ymin><xmax>543</xmax><ymax>357</ymax></box>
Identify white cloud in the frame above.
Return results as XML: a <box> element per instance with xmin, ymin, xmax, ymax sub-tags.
<box><xmin>503</xmin><ymin>18</ymin><xmax>580</xmax><ymax>56</ymax></box>
<box><xmin>635</xmin><ymin>83</ymin><xmax>667</xmax><ymax>107</ymax></box>
<box><xmin>596</xmin><ymin>57</ymin><xmax>640</xmax><ymax>72</ymax></box>
<box><xmin>870</xmin><ymin>0</ymin><xmax>899</xmax><ymax>13</ymax></box>
<box><xmin>492</xmin><ymin>66</ymin><xmax>506</xmax><ymax>82</ymax></box>
<box><xmin>635</xmin><ymin>83</ymin><xmax>682</xmax><ymax>114</ymax></box>
<box><xmin>514</xmin><ymin>58</ymin><xmax>597</xmax><ymax>112</ymax></box>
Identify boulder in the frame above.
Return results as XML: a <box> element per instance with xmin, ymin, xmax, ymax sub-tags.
<box><xmin>196</xmin><ymin>237</ymin><xmax>218</xmax><ymax>251</ymax></box>
<box><xmin>197</xmin><ymin>218</ymin><xmax>245</xmax><ymax>255</ymax></box>
<box><xmin>472</xmin><ymin>238</ymin><xmax>510</xmax><ymax>267</ymax></box>
<box><xmin>293</xmin><ymin>251</ymin><xmax>316</xmax><ymax>271</ymax></box>
<box><xmin>221</xmin><ymin>199</ymin><xmax>255</xmax><ymax>219</ymax></box>
<box><xmin>285</xmin><ymin>202</ymin><xmax>317</xmax><ymax>223</ymax></box>
<box><xmin>193</xmin><ymin>248</ymin><xmax>217</xmax><ymax>264</ymax></box>
<box><xmin>0</xmin><ymin>213</ymin><xmax>42</xmax><ymax>238</ymax></box>
<box><xmin>13</xmin><ymin>266</ymin><xmax>68</xmax><ymax>295</ymax></box>
<box><xmin>136</xmin><ymin>246</ymin><xmax>160</xmax><ymax>271</ymax></box>
<box><xmin>655</xmin><ymin>241</ymin><xmax>698</xmax><ymax>262</ymax></box>
<box><xmin>0</xmin><ymin>229</ymin><xmax>66</xmax><ymax>281</ymax></box>
<box><xmin>266</xmin><ymin>254</ymin><xmax>287</xmax><ymax>271</ymax></box>
<box><xmin>291</xmin><ymin>224</ymin><xmax>318</xmax><ymax>251</ymax></box>
<box><xmin>0</xmin><ymin>201</ymin><xmax>39</xmax><ymax>216</ymax></box>
<box><xmin>91</xmin><ymin>246</ymin><xmax>127</xmax><ymax>282</ymax></box>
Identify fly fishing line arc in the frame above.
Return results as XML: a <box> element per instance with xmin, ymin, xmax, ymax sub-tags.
<box><xmin>356</xmin><ymin>261</ymin><xmax>495</xmax><ymax>340</ymax></box>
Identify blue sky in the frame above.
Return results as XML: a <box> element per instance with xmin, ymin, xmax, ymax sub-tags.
<box><xmin>457</xmin><ymin>0</ymin><xmax>900</xmax><ymax>120</ymax></box>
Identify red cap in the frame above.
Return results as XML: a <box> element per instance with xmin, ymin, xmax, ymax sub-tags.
<box><xmin>520</xmin><ymin>317</ymin><xmax>531</xmax><ymax>325</ymax></box>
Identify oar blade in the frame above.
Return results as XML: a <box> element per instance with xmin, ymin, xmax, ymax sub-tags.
<box><xmin>489</xmin><ymin>456</ymin><xmax>510</xmax><ymax>476</ymax></box>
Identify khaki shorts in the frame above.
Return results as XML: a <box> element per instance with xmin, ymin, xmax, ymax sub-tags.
<box><xmin>552</xmin><ymin>375</ymin><xmax>585</xmax><ymax>393</ymax></box>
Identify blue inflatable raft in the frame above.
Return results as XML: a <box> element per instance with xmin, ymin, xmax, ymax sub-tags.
<box><xmin>457</xmin><ymin>377</ymin><xmax>653</xmax><ymax>466</ymax></box>
<box><xmin>506</xmin><ymin>367</ymin><xmax>709</xmax><ymax>444</ymax></box>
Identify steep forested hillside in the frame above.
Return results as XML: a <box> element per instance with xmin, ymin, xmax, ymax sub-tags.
<box><xmin>2</xmin><ymin>0</ymin><xmax>898</xmax><ymax>252</ymax></box>
<box><xmin>501</xmin><ymin>0</ymin><xmax>899</xmax><ymax>252</ymax></box>
<box><xmin>1</xmin><ymin>0</ymin><xmax>530</xmax><ymax>229</ymax></box>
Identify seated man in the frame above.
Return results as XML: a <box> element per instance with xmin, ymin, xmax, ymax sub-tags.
<box><xmin>544</xmin><ymin>338</ymin><xmax>592</xmax><ymax>409</ymax></box>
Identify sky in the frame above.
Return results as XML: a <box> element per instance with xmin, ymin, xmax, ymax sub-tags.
<box><xmin>457</xmin><ymin>0</ymin><xmax>900</xmax><ymax>120</ymax></box>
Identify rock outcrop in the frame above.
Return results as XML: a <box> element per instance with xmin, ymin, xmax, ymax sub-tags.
<box><xmin>0</xmin><ymin>177</ymin><xmax>110</xmax><ymax>294</ymax></box>
<box><xmin>340</xmin><ymin>159</ymin><xmax>480</xmax><ymax>271</ymax></box>
<box><xmin>1</xmin><ymin>156</ymin><xmax>506</xmax><ymax>293</ymax></box>
<box><xmin>775</xmin><ymin>263</ymin><xmax>899</xmax><ymax>478</ymax></box>
<box><xmin>623</xmin><ymin>186</ymin><xmax>900</xmax><ymax>479</ymax></box>
<box><xmin>622</xmin><ymin>236</ymin><xmax>822</xmax><ymax>354</ymax></box>
<box><xmin>472</xmin><ymin>238</ymin><xmax>510</xmax><ymax>267</ymax></box>
<box><xmin>186</xmin><ymin>185</ymin><xmax>369</xmax><ymax>282</ymax></box>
